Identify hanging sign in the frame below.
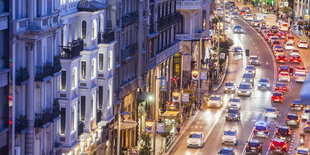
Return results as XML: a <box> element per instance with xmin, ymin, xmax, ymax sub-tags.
<box><xmin>172</xmin><ymin>92</ymin><xmax>180</xmax><ymax>103</ymax></box>
<box><xmin>192</xmin><ymin>70</ymin><xmax>199</xmax><ymax>80</ymax></box>
<box><xmin>156</xmin><ymin>123</ymin><xmax>165</xmax><ymax>134</ymax></box>
<box><xmin>200</xmin><ymin>72</ymin><xmax>207</xmax><ymax>80</ymax></box>
<box><xmin>146</xmin><ymin>122</ymin><xmax>153</xmax><ymax>133</ymax></box>
<box><xmin>182</xmin><ymin>93</ymin><xmax>189</xmax><ymax>103</ymax></box>
<box><xmin>159</xmin><ymin>77</ymin><xmax>167</xmax><ymax>91</ymax></box>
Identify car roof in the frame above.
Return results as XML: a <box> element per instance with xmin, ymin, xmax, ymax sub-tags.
<box><xmin>287</xmin><ymin>113</ymin><xmax>298</xmax><ymax>116</ymax></box>
<box><xmin>259</xmin><ymin>78</ymin><xmax>268</xmax><ymax>81</ymax></box>
<box><xmin>255</xmin><ymin>121</ymin><xmax>267</xmax><ymax>126</ymax></box>
<box><xmin>249</xmin><ymin>139</ymin><xmax>260</xmax><ymax>143</ymax></box>
<box><xmin>240</xmin><ymin>82</ymin><xmax>250</xmax><ymax>86</ymax></box>
<box><xmin>272</xmin><ymin>138</ymin><xmax>285</xmax><ymax>143</ymax></box>
<box><xmin>276</xmin><ymin>83</ymin><xmax>285</xmax><ymax>86</ymax></box>
<box><xmin>190</xmin><ymin>132</ymin><xmax>203</xmax><ymax>135</ymax></box>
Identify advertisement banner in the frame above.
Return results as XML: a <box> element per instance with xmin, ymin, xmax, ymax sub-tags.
<box><xmin>182</xmin><ymin>93</ymin><xmax>189</xmax><ymax>103</ymax></box>
<box><xmin>145</xmin><ymin>122</ymin><xmax>153</xmax><ymax>133</ymax></box>
<box><xmin>159</xmin><ymin>77</ymin><xmax>167</xmax><ymax>91</ymax></box>
<box><xmin>192</xmin><ymin>70</ymin><xmax>199</xmax><ymax>80</ymax></box>
<box><xmin>156</xmin><ymin>123</ymin><xmax>165</xmax><ymax>134</ymax></box>
<box><xmin>172</xmin><ymin>92</ymin><xmax>180</xmax><ymax>103</ymax></box>
<box><xmin>284</xmin><ymin>2</ymin><xmax>288</xmax><ymax>7</ymax></box>
<box><xmin>200</xmin><ymin>72</ymin><xmax>207</xmax><ymax>80</ymax></box>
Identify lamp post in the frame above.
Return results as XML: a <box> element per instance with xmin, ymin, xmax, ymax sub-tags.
<box><xmin>117</xmin><ymin>111</ymin><xmax>131</xmax><ymax>155</ymax></box>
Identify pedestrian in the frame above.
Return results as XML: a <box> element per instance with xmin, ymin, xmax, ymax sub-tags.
<box><xmin>176</xmin><ymin>123</ymin><xmax>181</xmax><ymax>134</ymax></box>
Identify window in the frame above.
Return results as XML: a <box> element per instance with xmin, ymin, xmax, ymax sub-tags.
<box><xmin>82</xmin><ymin>20</ymin><xmax>87</xmax><ymax>40</ymax></box>
<box><xmin>72</xmin><ymin>67</ymin><xmax>77</xmax><ymax>89</ymax></box>
<box><xmin>108</xmin><ymin>50</ymin><xmax>112</xmax><ymax>70</ymax></box>
<box><xmin>91</xmin><ymin>58</ymin><xmax>96</xmax><ymax>79</ymax></box>
<box><xmin>60</xmin><ymin>70</ymin><xmax>66</xmax><ymax>91</ymax></box>
<box><xmin>81</xmin><ymin>61</ymin><xmax>86</xmax><ymax>80</ymax></box>
<box><xmin>99</xmin><ymin>53</ymin><xmax>104</xmax><ymax>71</ymax></box>
<box><xmin>108</xmin><ymin>84</ymin><xmax>112</xmax><ymax>107</ymax></box>
<box><xmin>91</xmin><ymin>94</ymin><xmax>95</xmax><ymax>119</ymax></box>
<box><xmin>92</xmin><ymin>20</ymin><xmax>97</xmax><ymax>39</ymax></box>
<box><xmin>0</xmin><ymin>87</ymin><xmax>8</xmax><ymax>128</ymax></box>
<box><xmin>0</xmin><ymin>30</ymin><xmax>8</xmax><ymax>68</ymax></box>
<box><xmin>71</xmin><ymin>106</ymin><xmax>76</xmax><ymax>133</ymax></box>
<box><xmin>60</xmin><ymin>108</ymin><xmax>66</xmax><ymax>135</ymax></box>
<box><xmin>99</xmin><ymin>86</ymin><xmax>103</xmax><ymax>109</ymax></box>
<box><xmin>81</xmin><ymin>96</ymin><xmax>86</xmax><ymax>121</ymax></box>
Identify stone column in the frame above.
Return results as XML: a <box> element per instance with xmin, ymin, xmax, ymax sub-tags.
<box><xmin>137</xmin><ymin>0</ymin><xmax>144</xmax><ymax>87</ymax></box>
<box><xmin>27</xmin><ymin>0</ymin><xmax>34</xmax><ymax>21</ymax></box>
<box><xmin>25</xmin><ymin>43</ymin><xmax>35</xmax><ymax>155</ymax></box>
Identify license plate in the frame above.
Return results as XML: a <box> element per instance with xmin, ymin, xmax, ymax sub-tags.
<box><xmin>251</xmin><ymin>147</ymin><xmax>256</xmax><ymax>149</ymax></box>
<box><xmin>275</xmin><ymin>99</ymin><xmax>279</xmax><ymax>101</ymax></box>
<box><xmin>279</xmin><ymin>87</ymin><xmax>282</xmax><ymax>89</ymax></box>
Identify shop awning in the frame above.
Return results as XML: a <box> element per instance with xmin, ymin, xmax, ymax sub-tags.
<box><xmin>161</xmin><ymin>111</ymin><xmax>180</xmax><ymax>118</ymax></box>
<box><xmin>114</xmin><ymin>119</ymin><xmax>138</xmax><ymax>130</ymax></box>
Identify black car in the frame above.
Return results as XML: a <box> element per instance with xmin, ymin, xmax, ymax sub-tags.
<box><xmin>270</xmin><ymin>26</ymin><xmax>278</xmax><ymax>33</ymax></box>
<box><xmin>219</xmin><ymin>147</ymin><xmax>235</xmax><ymax>155</ymax></box>
<box><xmin>275</xmin><ymin>126</ymin><xmax>291</xmax><ymax>141</ymax></box>
<box><xmin>246</xmin><ymin>139</ymin><xmax>262</xmax><ymax>154</ymax></box>
<box><xmin>226</xmin><ymin>108</ymin><xmax>240</xmax><ymax>121</ymax></box>
<box><xmin>270</xmin><ymin>138</ymin><xmax>287</xmax><ymax>154</ymax></box>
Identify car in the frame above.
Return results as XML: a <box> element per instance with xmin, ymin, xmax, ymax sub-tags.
<box><xmin>278</xmin><ymin>31</ymin><xmax>286</xmax><ymax>39</ymax></box>
<box><xmin>233</xmin><ymin>46</ymin><xmax>243</xmax><ymax>55</ymax></box>
<box><xmin>273</xmin><ymin>45</ymin><xmax>282</xmax><ymax>51</ymax></box>
<box><xmin>242</xmin><ymin>7</ymin><xmax>250</xmax><ymax>12</ymax></box>
<box><xmin>286</xmin><ymin>35</ymin><xmax>295</xmax><ymax>42</ymax></box>
<box><xmin>285</xmin><ymin>42</ymin><xmax>294</xmax><ymax>50</ymax></box>
<box><xmin>254</xmin><ymin>121</ymin><xmax>269</xmax><ymax>138</ymax></box>
<box><xmin>274</xmin><ymin>82</ymin><xmax>287</xmax><ymax>94</ymax></box>
<box><xmin>245</xmin><ymin>65</ymin><xmax>256</xmax><ymax>76</ymax></box>
<box><xmin>279</xmin><ymin>65</ymin><xmax>290</xmax><ymax>73</ymax></box>
<box><xmin>251</xmin><ymin>20</ymin><xmax>260</xmax><ymax>27</ymax></box>
<box><xmin>225</xmin><ymin>15</ymin><xmax>230</xmax><ymax>23</ymax></box>
<box><xmin>291</xmin><ymin>49</ymin><xmax>300</xmax><ymax>54</ymax></box>
<box><xmin>280</xmin><ymin>23</ymin><xmax>289</xmax><ymax>32</ymax></box>
<box><xmin>187</xmin><ymin>132</ymin><xmax>204</xmax><ymax>147</ymax></box>
<box><xmin>224</xmin><ymin>82</ymin><xmax>236</xmax><ymax>93</ymax></box>
<box><xmin>245</xmin><ymin>139</ymin><xmax>262</xmax><ymax>154</ymax></box>
<box><xmin>295</xmin><ymin>72</ymin><xmax>307</xmax><ymax>82</ymax></box>
<box><xmin>242</xmin><ymin>72</ymin><xmax>254</xmax><ymax>84</ymax></box>
<box><xmin>275</xmin><ymin>126</ymin><xmax>291</xmax><ymax>141</ymax></box>
<box><xmin>286</xmin><ymin>113</ymin><xmax>300</xmax><ymax>126</ymax></box>
<box><xmin>245</xmin><ymin>14</ymin><xmax>253</xmax><ymax>21</ymax></box>
<box><xmin>268</xmin><ymin>36</ymin><xmax>279</xmax><ymax>44</ymax></box>
<box><xmin>298</xmin><ymin>41</ymin><xmax>308</xmax><ymax>48</ymax></box>
<box><xmin>264</xmin><ymin>107</ymin><xmax>279</xmax><ymax>118</ymax></box>
<box><xmin>291</xmin><ymin>99</ymin><xmax>304</xmax><ymax>111</ymax></box>
<box><xmin>226</xmin><ymin>108</ymin><xmax>240</xmax><ymax>121</ymax></box>
<box><xmin>270</xmin><ymin>138</ymin><xmax>288</xmax><ymax>154</ymax></box>
<box><xmin>208</xmin><ymin>95</ymin><xmax>222</xmax><ymax>108</ymax></box>
<box><xmin>286</xmin><ymin>39</ymin><xmax>295</xmax><ymax>45</ymax></box>
<box><xmin>216</xmin><ymin>8</ymin><xmax>223</xmax><ymax>16</ymax></box>
<box><xmin>270</xmin><ymin>26</ymin><xmax>278</xmax><ymax>33</ymax></box>
<box><xmin>278</xmin><ymin>71</ymin><xmax>290</xmax><ymax>82</ymax></box>
<box><xmin>248</xmin><ymin>55</ymin><xmax>259</xmax><ymax>65</ymax></box>
<box><xmin>274</xmin><ymin>49</ymin><xmax>285</xmax><ymax>56</ymax></box>
<box><xmin>231</xmin><ymin>11</ymin><xmax>238</xmax><ymax>19</ymax></box>
<box><xmin>296</xmin><ymin>147</ymin><xmax>309</xmax><ymax>155</ymax></box>
<box><xmin>238</xmin><ymin>82</ymin><xmax>252</xmax><ymax>96</ymax></box>
<box><xmin>218</xmin><ymin>147</ymin><xmax>235</xmax><ymax>155</ymax></box>
<box><xmin>302</xmin><ymin>108</ymin><xmax>310</xmax><ymax>121</ymax></box>
<box><xmin>271</xmin><ymin>40</ymin><xmax>280</xmax><ymax>48</ymax></box>
<box><xmin>222</xmin><ymin>129</ymin><xmax>237</xmax><ymax>145</ymax></box>
<box><xmin>258</xmin><ymin>78</ymin><xmax>270</xmax><ymax>90</ymax></box>
<box><xmin>259</xmin><ymin>26</ymin><xmax>267</xmax><ymax>33</ymax></box>
<box><xmin>295</xmin><ymin>66</ymin><xmax>307</xmax><ymax>74</ymax></box>
<box><xmin>262</xmin><ymin>30</ymin><xmax>271</xmax><ymax>36</ymax></box>
<box><xmin>303</xmin><ymin>121</ymin><xmax>310</xmax><ymax>132</ymax></box>
<box><xmin>233</xmin><ymin>25</ymin><xmax>243</xmax><ymax>33</ymax></box>
<box><xmin>265</xmin><ymin>32</ymin><xmax>274</xmax><ymax>40</ymax></box>
<box><xmin>228</xmin><ymin>97</ymin><xmax>241</xmax><ymax>109</ymax></box>
<box><xmin>239</xmin><ymin>10</ymin><xmax>246</xmax><ymax>16</ymax></box>
<box><xmin>276</xmin><ymin>55</ymin><xmax>288</xmax><ymax>63</ymax></box>
<box><xmin>290</xmin><ymin>53</ymin><xmax>302</xmax><ymax>63</ymax></box>
<box><xmin>271</xmin><ymin>92</ymin><xmax>284</xmax><ymax>103</ymax></box>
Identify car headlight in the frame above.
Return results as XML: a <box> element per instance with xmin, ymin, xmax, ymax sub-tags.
<box><xmin>235</xmin><ymin>115</ymin><xmax>239</xmax><ymax>117</ymax></box>
<box><xmin>238</xmin><ymin>90</ymin><xmax>242</xmax><ymax>93</ymax></box>
<box><xmin>187</xmin><ymin>139</ymin><xmax>190</xmax><ymax>144</ymax></box>
<box><xmin>266</xmin><ymin>84</ymin><xmax>270</xmax><ymax>87</ymax></box>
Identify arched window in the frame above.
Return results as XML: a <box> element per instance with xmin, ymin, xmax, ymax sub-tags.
<box><xmin>92</xmin><ymin>19</ymin><xmax>97</xmax><ymax>39</ymax></box>
<box><xmin>91</xmin><ymin>58</ymin><xmax>96</xmax><ymax>78</ymax></box>
<box><xmin>72</xmin><ymin>67</ymin><xmax>77</xmax><ymax>89</ymax></box>
<box><xmin>82</xmin><ymin>20</ymin><xmax>87</xmax><ymax>40</ymax></box>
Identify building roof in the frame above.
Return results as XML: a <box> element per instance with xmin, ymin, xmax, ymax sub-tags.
<box><xmin>77</xmin><ymin>0</ymin><xmax>107</xmax><ymax>12</ymax></box>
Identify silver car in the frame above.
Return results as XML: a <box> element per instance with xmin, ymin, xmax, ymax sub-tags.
<box><xmin>245</xmin><ymin>65</ymin><xmax>256</xmax><ymax>76</ymax></box>
<box><xmin>242</xmin><ymin>73</ymin><xmax>254</xmax><ymax>85</ymax></box>
<box><xmin>258</xmin><ymin>78</ymin><xmax>270</xmax><ymax>90</ymax></box>
<box><xmin>237</xmin><ymin>82</ymin><xmax>252</xmax><ymax>97</ymax></box>
<box><xmin>224</xmin><ymin>82</ymin><xmax>236</xmax><ymax>93</ymax></box>
<box><xmin>248</xmin><ymin>55</ymin><xmax>259</xmax><ymax>65</ymax></box>
<box><xmin>208</xmin><ymin>95</ymin><xmax>223</xmax><ymax>108</ymax></box>
<box><xmin>286</xmin><ymin>113</ymin><xmax>300</xmax><ymax>126</ymax></box>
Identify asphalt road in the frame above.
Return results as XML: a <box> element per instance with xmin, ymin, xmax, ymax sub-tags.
<box><xmin>169</xmin><ymin>14</ymin><xmax>308</xmax><ymax>155</ymax></box>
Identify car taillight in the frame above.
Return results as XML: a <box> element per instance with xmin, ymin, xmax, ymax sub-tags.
<box><xmin>275</xmin><ymin>86</ymin><xmax>278</xmax><ymax>89</ymax></box>
<box><xmin>254</xmin><ymin>129</ymin><xmax>258</xmax><ymax>132</ymax></box>
<box><xmin>264</xmin><ymin>129</ymin><xmax>268</xmax><ymax>133</ymax></box>
<box><xmin>271</xmin><ymin>143</ymin><xmax>275</xmax><ymax>148</ymax></box>
<box><xmin>282</xmin><ymin>144</ymin><xmax>287</xmax><ymax>149</ymax></box>
<box><xmin>286</xmin><ymin>117</ymin><xmax>289</xmax><ymax>121</ymax></box>
<box><xmin>291</xmin><ymin>104</ymin><xmax>293</xmax><ymax>107</ymax></box>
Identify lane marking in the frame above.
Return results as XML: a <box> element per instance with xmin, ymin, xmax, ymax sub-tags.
<box><xmin>241</xmin><ymin>127</ymin><xmax>255</xmax><ymax>155</ymax></box>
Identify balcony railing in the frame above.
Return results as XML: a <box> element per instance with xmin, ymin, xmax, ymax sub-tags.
<box><xmin>35</xmin><ymin>64</ymin><xmax>53</xmax><ymax>81</ymax></box>
<box><xmin>121</xmin><ymin>11</ymin><xmax>139</xmax><ymax>27</ymax></box>
<box><xmin>35</xmin><ymin>109</ymin><xmax>52</xmax><ymax>128</ymax></box>
<box><xmin>60</xmin><ymin>38</ymin><xmax>84</xmax><ymax>59</ymax></box>
<box><xmin>158</xmin><ymin>13</ymin><xmax>182</xmax><ymax>30</ymax></box>
<box><xmin>16</xmin><ymin>67</ymin><xmax>29</xmax><ymax>85</ymax></box>
<box><xmin>176</xmin><ymin>29</ymin><xmax>208</xmax><ymax>41</ymax></box>
<box><xmin>53</xmin><ymin>56</ymin><xmax>62</xmax><ymax>74</ymax></box>
<box><xmin>13</xmin><ymin>17</ymin><xmax>29</xmax><ymax>35</ymax></box>
<box><xmin>176</xmin><ymin>0</ymin><xmax>210</xmax><ymax>10</ymax></box>
<box><xmin>121</xmin><ymin>43</ymin><xmax>138</xmax><ymax>61</ymax></box>
<box><xmin>52</xmin><ymin>100</ymin><xmax>61</xmax><ymax>122</ymax></box>
<box><xmin>15</xmin><ymin>115</ymin><xmax>28</xmax><ymax>134</ymax></box>
<box><xmin>78</xmin><ymin>121</ymin><xmax>84</xmax><ymax>136</ymax></box>
<box><xmin>98</xmin><ymin>31</ymin><xmax>115</xmax><ymax>44</ymax></box>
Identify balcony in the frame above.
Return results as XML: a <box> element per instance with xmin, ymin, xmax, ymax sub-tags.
<box><xmin>60</xmin><ymin>39</ymin><xmax>84</xmax><ymax>59</ymax></box>
<box><xmin>176</xmin><ymin>0</ymin><xmax>210</xmax><ymax>10</ymax></box>
<box><xmin>52</xmin><ymin>100</ymin><xmax>61</xmax><ymax>122</ymax></box>
<box><xmin>16</xmin><ymin>67</ymin><xmax>29</xmax><ymax>85</ymax></box>
<box><xmin>98</xmin><ymin>31</ymin><xmax>115</xmax><ymax>44</ymax></box>
<box><xmin>158</xmin><ymin>13</ymin><xmax>182</xmax><ymax>30</ymax></box>
<box><xmin>31</xmin><ymin>13</ymin><xmax>60</xmax><ymax>30</ymax></box>
<box><xmin>78</xmin><ymin>121</ymin><xmax>85</xmax><ymax>136</ymax></box>
<box><xmin>35</xmin><ymin>64</ymin><xmax>53</xmax><ymax>81</ymax></box>
<box><xmin>176</xmin><ymin>29</ymin><xmax>208</xmax><ymax>41</ymax></box>
<box><xmin>121</xmin><ymin>43</ymin><xmax>138</xmax><ymax>61</ymax></box>
<box><xmin>15</xmin><ymin>115</ymin><xmax>28</xmax><ymax>134</ymax></box>
<box><xmin>35</xmin><ymin>109</ymin><xmax>52</xmax><ymax>128</ymax></box>
<box><xmin>121</xmin><ymin>11</ymin><xmax>139</xmax><ymax>27</ymax></box>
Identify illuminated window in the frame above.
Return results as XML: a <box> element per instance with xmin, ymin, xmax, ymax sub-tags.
<box><xmin>92</xmin><ymin>19</ymin><xmax>97</xmax><ymax>39</ymax></box>
<box><xmin>91</xmin><ymin>58</ymin><xmax>96</xmax><ymax>79</ymax></box>
<box><xmin>108</xmin><ymin>50</ymin><xmax>112</xmax><ymax>70</ymax></box>
<box><xmin>72</xmin><ymin>67</ymin><xmax>77</xmax><ymax>89</ymax></box>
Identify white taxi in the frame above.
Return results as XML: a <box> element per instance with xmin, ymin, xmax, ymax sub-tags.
<box><xmin>222</xmin><ymin>129</ymin><xmax>237</xmax><ymax>145</ymax></box>
<box><xmin>298</xmin><ymin>41</ymin><xmax>308</xmax><ymax>49</ymax></box>
<box><xmin>264</xmin><ymin>107</ymin><xmax>279</xmax><ymax>118</ymax></box>
<box><xmin>208</xmin><ymin>95</ymin><xmax>223</xmax><ymax>108</ymax></box>
<box><xmin>278</xmin><ymin>71</ymin><xmax>290</xmax><ymax>82</ymax></box>
<box><xmin>187</xmin><ymin>132</ymin><xmax>204</xmax><ymax>148</ymax></box>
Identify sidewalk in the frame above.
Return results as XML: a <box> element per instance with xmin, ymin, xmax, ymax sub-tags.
<box><xmin>290</xmin><ymin>28</ymin><xmax>310</xmax><ymax>70</ymax></box>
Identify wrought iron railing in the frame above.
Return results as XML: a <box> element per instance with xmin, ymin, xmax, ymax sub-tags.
<box><xmin>60</xmin><ymin>38</ymin><xmax>84</xmax><ymax>59</ymax></box>
<box><xmin>15</xmin><ymin>115</ymin><xmax>28</xmax><ymax>134</ymax></box>
<box><xmin>98</xmin><ymin>31</ymin><xmax>115</xmax><ymax>44</ymax></box>
<box><xmin>16</xmin><ymin>67</ymin><xmax>29</xmax><ymax>85</ymax></box>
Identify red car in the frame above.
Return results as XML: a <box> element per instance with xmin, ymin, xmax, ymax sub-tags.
<box><xmin>270</xmin><ymin>139</ymin><xmax>287</xmax><ymax>154</ymax></box>
<box><xmin>276</xmin><ymin>55</ymin><xmax>287</xmax><ymax>63</ymax></box>
<box><xmin>290</xmin><ymin>53</ymin><xmax>301</xmax><ymax>63</ymax></box>
<box><xmin>278</xmin><ymin>31</ymin><xmax>286</xmax><ymax>39</ymax></box>
<box><xmin>265</xmin><ymin>32</ymin><xmax>274</xmax><ymax>40</ymax></box>
<box><xmin>272</xmin><ymin>40</ymin><xmax>280</xmax><ymax>48</ymax></box>
<box><xmin>272</xmin><ymin>92</ymin><xmax>284</xmax><ymax>103</ymax></box>
<box><xmin>274</xmin><ymin>83</ymin><xmax>287</xmax><ymax>93</ymax></box>
<box><xmin>240</xmin><ymin>10</ymin><xmax>246</xmax><ymax>15</ymax></box>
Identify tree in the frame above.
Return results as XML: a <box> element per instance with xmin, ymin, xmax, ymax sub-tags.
<box><xmin>297</xmin><ymin>21</ymin><xmax>305</xmax><ymax>26</ymax></box>
<box><xmin>282</xmin><ymin>7</ymin><xmax>292</xmax><ymax>15</ymax></box>
<box><xmin>139</xmin><ymin>132</ymin><xmax>152</xmax><ymax>155</ymax></box>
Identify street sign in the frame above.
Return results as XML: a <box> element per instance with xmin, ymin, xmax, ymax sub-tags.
<box><xmin>200</xmin><ymin>72</ymin><xmax>208</xmax><ymax>80</ymax></box>
<box><xmin>146</xmin><ymin>122</ymin><xmax>153</xmax><ymax>133</ymax></box>
<box><xmin>156</xmin><ymin>123</ymin><xmax>165</xmax><ymax>134</ymax></box>
<box><xmin>192</xmin><ymin>70</ymin><xmax>199</xmax><ymax>80</ymax></box>
<box><xmin>159</xmin><ymin>77</ymin><xmax>167</xmax><ymax>91</ymax></box>
<box><xmin>172</xmin><ymin>92</ymin><xmax>180</xmax><ymax>103</ymax></box>
<box><xmin>182</xmin><ymin>93</ymin><xmax>189</xmax><ymax>103</ymax></box>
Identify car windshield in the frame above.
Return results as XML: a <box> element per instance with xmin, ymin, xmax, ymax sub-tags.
<box><xmin>246</xmin><ymin>66</ymin><xmax>255</xmax><ymax>70</ymax></box>
<box><xmin>300</xmin><ymin>41</ymin><xmax>307</xmax><ymax>44</ymax></box>
<box><xmin>232</xmin><ymin>12</ymin><xmax>238</xmax><ymax>15</ymax></box>
<box><xmin>249</xmin><ymin>142</ymin><xmax>259</xmax><ymax>147</ymax></box>
<box><xmin>297</xmin><ymin>150</ymin><xmax>308</xmax><ymax>154</ymax></box>
<box><xmin>225</xmin><ymin>83</ymin><xmax>234</xmax><ymax>86</ymax></box>
<box><xmin>235</xmin><ymin>26</ymin><xmax>242</xmax><ymax>29</ymax></box>
<box><xmin>259</xmin><ymin>79</ymin><xmax>268</xmax><ymax>82</ymax></box>
<box><xmin>250</xmin><ymin>57</ymin><xmax>258</xmax><ymax>60</ymax></box>
<box><xmin>296</xmin><ymin>67</ymin><xmax>305</xmax><ymax>70</ymax></box>
<box><xmin>275</xmin><ymin>45</ymin><xmax>281</xmax><ymax>48</ymax></box>
<box><xmin>254</xmin><ymin>20</ymin><xmax>259</xmax><ymax>22</ymax></box>
<box><xmin>189</xmin><ymin>134</ymin><xmax>201</xmax><ymax>138</ymax></box>
<box><xmin>230</xmin><ymin>98</ymin><xmax>240</xmax><ymax>102</ymax></box>
<box><xmin>266</xmin><ymin>108</ymin><xmax>276</xmax><ymax>112</ymax></box>
<box><xmin>210</xmin><ymin>97</ymin><xmax>220</xmax><ymax>100</ymax></box>
<box><xmin>276</xmin><ymin>83</ymin><xmax>285</xmax><ymax>87</ymax></box>
<box><xmin>220</xmin><ymin>149</ymin><xmax>232</xmax><ymax>154</ymax></box>
<box><xmin>228</xmin><ymin>109</ymin><xmax>238</xmax><ymax>114</ymax></box>
<box><xmin>280</xmin><ymin>66</ymin><xmax>288</xmax><ymax>70</ymax></box>
<box><xmin>296</xmin><ymin>73</ymin><xmax>305</xmax><ymax>77</ymax></box>
<box><xmin>273</xmin><ymin>41</ymin><xmax>280</xmax><ymax>44</ymax></box>
<box><xmin>288</xmin><ymin>115</ymin><xmax>298</xmax><ymax>120</ymax></box>
<box><xmin>273</xmin><ymin>93</ymin><xmax>282</xmax><ymax>96</ymax></box>
<box><xmin>247</xmin><ymin>14</ymin><xmax>252</xmax><ymax>17</ymax></box>
<box><xmin>224</xmin><ymin>131</ymin><xmax>236</xmax><ymax>135</ymax></box>
<box><xmin>256</xmin><ymin>125</ymin><xmax>267</xmax><ymax>130</ymax></box>
<box><xmin>244</xmin><ymin>74</ymin><xmax>253</xmax><ymax>78</ymax></box>
<box><xmin>287</xmin><ymin>43</ymin><xmax>293</xmax><ymax>46</ymax></box>
<box><xmin>240</xmin><ymin>84</ymin><xmax>250</xmax><ymax>89</ymax></box>
<box><xmin>292</xmin><ymin>55</ymin><xmax>300</xmax><ymax>58</ymax></box>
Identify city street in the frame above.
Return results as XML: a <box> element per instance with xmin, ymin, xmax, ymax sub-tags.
<box><xmin>169</xmin><ymin>4</ymin><xmax>309</xmax><ymax>155</ymax></box>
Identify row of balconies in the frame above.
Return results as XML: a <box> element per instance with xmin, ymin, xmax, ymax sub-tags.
<box><xmin>60</xmin><ymin>39</ymin><xmax>84</xmax><ymax>59</ymax></box>
<box><xmin>121</xmin><ymin>11</ymin><xmax>139</xmax><ymax>27</ymax></box>
<box><xmin>176</xmin><ymin>0</ymin><xmax>210</xmax><ymax>10</ymax></box>
<box><xmin>98</xmin><ymin>31</ymin><xmax>115</xmax><ymax>44</ymax></box>
<box><xmin>121</xmin><ymin>43</ymin><xmax>138</xmax><ymax>61</ymax></box>
<box><xmin>34</xmin><ymin>101</ymin><xmax>61</xmax><ymax>128</ymax></box>
<box><xmin>175</xmin><ymin>29</ymin><xmax>208</xmax><ymax>41</ymax></box>
<box><xmin>157</xmin><ymin>13</ymin><xmax>182</xmax><ymax>30</ymax></box>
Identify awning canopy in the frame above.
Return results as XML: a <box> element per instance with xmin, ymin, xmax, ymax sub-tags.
<box><xmin>301</xmin><ymin>69</ymin><xmax>310</xmax><ymax>105</ymax></box>
<box><xmin>114</xmin><ymin>119</ymin><xmax>138</xmax><ymax>130</ymax></box>
<box><xmin>161</xmin><ymin>111</ymin><xmax>180</xmax><ymax>118</ymax></box>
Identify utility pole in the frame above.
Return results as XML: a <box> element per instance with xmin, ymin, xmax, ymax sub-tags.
<box><xmin>198</xmin><ymin>38</ymin><xmax>202</xmax><ymax>111</ymax></box>
<box><xmin>180</xmin><ymin>53</ymin><xmax>183</xmax><ymax>123</ymax></box>
<box><xmin>153</xmin><ymin>76</ymin><xmax>157</xmax><ymax>155</ymax></box>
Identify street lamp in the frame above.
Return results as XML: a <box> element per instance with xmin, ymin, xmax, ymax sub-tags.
<box><xmin>117</xmin><ymin>111</ymin><xmax>131</xmax><ymax>155</ymax></box>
